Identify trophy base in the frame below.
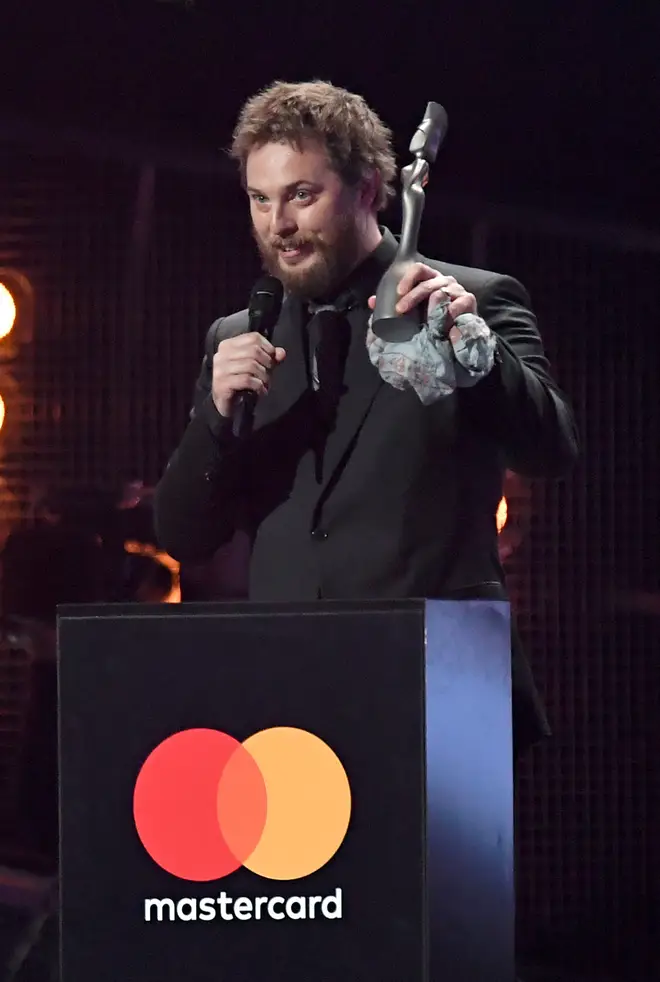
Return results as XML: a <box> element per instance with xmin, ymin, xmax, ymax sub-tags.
<box><xmin>369</xmin><ymin>312</ymin><xmax>421</xmax><ymax>344</ymax></box>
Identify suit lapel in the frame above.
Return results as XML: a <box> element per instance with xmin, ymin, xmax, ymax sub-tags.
<box><xmin>252</xmin><ymin>296</ymin><xmax>308</xmax><ymax>430</ymax></box>
<box><xmin>317</xmin><ymin>307</ymin><xmax>383</xmax><ymax>492</ymax></box>
<box><xmin>253</xmin><ymin>228</ymin><xmax>399</xmax><ymax>442</ymax></box>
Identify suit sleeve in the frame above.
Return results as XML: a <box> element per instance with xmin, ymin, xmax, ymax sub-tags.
<box><xmin>152</xmin><ymin>319</ymin><xmax>250</xmax><ymax>563</ymax></box>
<box><xmin>463</xmin><ymin>274</ymin><xmax>579</xmax><ymax>477</ymax></box>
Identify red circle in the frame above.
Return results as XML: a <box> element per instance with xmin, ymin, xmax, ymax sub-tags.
<box><xmin>133</xmin><ymin>728</ymin><xmax>266</xmax><ymax>882</ymax></box>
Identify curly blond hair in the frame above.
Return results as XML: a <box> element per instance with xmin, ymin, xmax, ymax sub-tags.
<box><xmin>230</xmin><ymin>80</ymin><xmax>397</xmax><ymax>212</ymax></box>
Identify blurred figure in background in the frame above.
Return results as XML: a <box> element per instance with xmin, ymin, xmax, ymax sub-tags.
<box><xmin>0</xmin><ymin>516</ymin><xmax>105</xmax><ymax>861</ymax></box>
<box><xmin>0</xmin><ymin>476</ymin><xmax>173</xmax><ymax>863</ymax></box>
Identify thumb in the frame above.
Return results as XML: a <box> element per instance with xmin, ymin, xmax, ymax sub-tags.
<box><xmin>368</xmin><ymin>295</ymin><xmax>376</xmax><ymax>310</ymax></box>
<box><xmin>274</xmin><ymin>346</ymin><xmax>287</xmax><ymax>363</ymax></box>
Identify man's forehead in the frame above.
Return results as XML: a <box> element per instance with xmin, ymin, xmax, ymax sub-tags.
<box><xmin>245</xmin><ymin>139</ymin><xmax>334</xmax><ymax>189</ymax></box>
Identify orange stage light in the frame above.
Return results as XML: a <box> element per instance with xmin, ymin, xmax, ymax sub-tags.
<box><xmin>124</xmin><ymin>540</ymin><xmax>181</xmax><ymax>603</ymax></box>
<box><xmin>496</xmin><ymin>496</ymin><xmax>508</xmax><ymax>533</ymax></box>
<box><xmin>0</xmin><ymin>284</ymin><xmax>16</xmax><ymax>340</ymax></box>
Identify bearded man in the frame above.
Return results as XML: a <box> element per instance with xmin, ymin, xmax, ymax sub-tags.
<box><xmin>154</xmin><ymin>79</ymin><xmax>578</xmax><ymax>760</ymax></box>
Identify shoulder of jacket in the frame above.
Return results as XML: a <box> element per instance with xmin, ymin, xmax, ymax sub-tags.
<box><xmin>203</xmin><ymin>308</ymin><xmax>250</xmax><ymax>361</ymax></box>
<box><xmin>418</xmin><ymin>254</ymin><xmax>512</xmax><ymax>292</ymax></box>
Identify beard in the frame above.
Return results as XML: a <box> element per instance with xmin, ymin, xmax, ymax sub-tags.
<box><xmin>252</xmin><ymin>211</ymin><xmax>365</xmax><ymax>301</ymax></box>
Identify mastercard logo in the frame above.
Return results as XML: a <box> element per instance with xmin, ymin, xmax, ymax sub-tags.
<box><xmin>133</xmin><ymin>727</ymin><xmax>352</xmax><ymax>882</ymax></box>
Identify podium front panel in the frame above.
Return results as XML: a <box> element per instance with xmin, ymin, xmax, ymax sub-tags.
<box><xmin>58</xmin><ymin>602</ymin><xmax>427</xmax><ymax>982</ymax></box>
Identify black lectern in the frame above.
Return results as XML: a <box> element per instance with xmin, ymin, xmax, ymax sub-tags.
<box><xmin>57</xmin><ymin>599</ymin><xmax>514</xmax><ymax>982</ymax></box>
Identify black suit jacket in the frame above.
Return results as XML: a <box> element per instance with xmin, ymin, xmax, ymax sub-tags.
<box><xmin>153</xmin><ymin>229</ymin><xmax>579</xmax><ymax>752</ymax></box>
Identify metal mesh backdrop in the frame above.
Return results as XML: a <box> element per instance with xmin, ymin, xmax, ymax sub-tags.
<box><xmin>1</xmin><ymin>138</ymin><xmax>659</xmax><ymax>980</ymax></box>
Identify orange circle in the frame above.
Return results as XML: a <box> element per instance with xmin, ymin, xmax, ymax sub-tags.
<box><xmin>133</xmin><ymin>726</ymin><xmax>351</xmax><ymax>882</ymax></box>
<box><xmin>240</xmin><ymin>727</ymin><xmax>352</xmax><ymax>880</ymax></box>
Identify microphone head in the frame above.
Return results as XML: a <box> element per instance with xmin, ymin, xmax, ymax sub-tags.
<box><xmin>249</xmin><ymin>276</ymin><xmax>284</xmax><ymax>321</ymax></box>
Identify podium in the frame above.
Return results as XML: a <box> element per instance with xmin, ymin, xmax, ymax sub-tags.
<box><xmin>57</xmin><ymin>599</ymin><xmax>514</xmax><ymax>982</ymax></box>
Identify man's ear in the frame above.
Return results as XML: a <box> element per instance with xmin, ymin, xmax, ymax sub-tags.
<box><xmin>360</xmin><ymin>170</ymin><xmax>381</xmax><ymax>212</ymax></box>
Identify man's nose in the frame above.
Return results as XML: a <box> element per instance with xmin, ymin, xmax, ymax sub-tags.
<box><xmin>270</xmin><ymin>202</ymin><xmax>297</xmax><ymax>239</ymax></box>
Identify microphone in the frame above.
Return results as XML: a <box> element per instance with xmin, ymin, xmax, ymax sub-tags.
<box><xmin>232</xmin><ymin>275</ymin><xmax>284</xmax><ymax>438</ymax></box>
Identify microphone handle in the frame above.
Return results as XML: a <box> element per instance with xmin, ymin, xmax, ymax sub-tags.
<box><xmin>232</xmin><ymin>309</ymin><xmax>274</xmax><ymax>439</ymax></box>
<box><xmin>232</xmin><ymin>390</ymin><xmax>258</xmax><ymax>439</ymax></box>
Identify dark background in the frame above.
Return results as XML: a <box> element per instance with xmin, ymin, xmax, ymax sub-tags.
<box><xmin>0</xmin><ymin>1</ymin><xmax>659</xmax><ymax>979</ymax></box>
<box><xmin>2</xmin><ymin>0</ymin><xmax>659</xmax><ymax>227</ymax></box>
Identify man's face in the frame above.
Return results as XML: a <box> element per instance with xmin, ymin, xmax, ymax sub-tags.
<box><xmin>245</xmin><ymin>139</ymin><xmax>368</xmax><ymax>300</ymax></box>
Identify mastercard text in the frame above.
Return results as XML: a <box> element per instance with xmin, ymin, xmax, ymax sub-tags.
<box><xmin>143</xmin><ymin>888</ymin><xmax>343</xmax><ymax>923</ymax></box>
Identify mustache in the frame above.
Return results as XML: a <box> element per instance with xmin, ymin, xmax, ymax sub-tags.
<box><xmin>269</xmin><ymin>236</ymin><xmax>313</xmax><ymax>251</ymax></box>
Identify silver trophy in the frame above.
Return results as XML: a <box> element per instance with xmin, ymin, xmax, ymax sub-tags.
<box><xmin>370</xmin><ymin>102</ymin><xmax>449</xmax><ymax>342</ymax></box>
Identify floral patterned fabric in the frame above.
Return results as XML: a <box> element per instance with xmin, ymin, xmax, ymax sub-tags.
<box><xmin>366</xmin><ymin>297</ymin><xmax>496</xmax><ymax>405</ymax></box>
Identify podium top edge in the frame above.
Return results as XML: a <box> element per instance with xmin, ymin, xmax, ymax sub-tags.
<box><xmin>56</xmin><ymin>597</ymin><xmax>507</xmax><ymax>621</ymax></box>
<box><xmin>56</xmin><ymin>599</ymin><xmax>426</xmax><ymax>621</ymax></box>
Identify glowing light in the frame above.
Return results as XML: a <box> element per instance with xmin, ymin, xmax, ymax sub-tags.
<box><xmin>0</xmin><ymin>284</ymin><xmax>16</xmax><ymax>340</ymax></box>
<box><xmin>496</xmin><ymin>496</ymin><xmax>508</xmax><ymax>533</ymax></box>
<box><xmin>124</xmin><ymin>540</ymin><xmax>181</xmax><ymax>603</ymax></box>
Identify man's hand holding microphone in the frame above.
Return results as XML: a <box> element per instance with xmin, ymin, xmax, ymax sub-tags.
<box><xmin>211</xmin><ymin>333</ymin><xmax>286</xmax><ymax>419</ymax></box>
<box><xmin>211</xmin><ymin>277</ymin><xmax>285</xmax><ymax>437</ymax></box>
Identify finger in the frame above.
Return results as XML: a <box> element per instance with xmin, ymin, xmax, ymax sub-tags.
<box><xmin>216</xmin><ymin>349</ymin><xmax>270</xmax><ymax>376</ymax></box>
<box><xmin>427</xmin><ymin>289</ymin><xmax>450</xmax><ymax>317</ymax></box>
<box><xmin>217</xmin><ymin>335</ymin><xmax>272</xmax><ymax>366</ymax></box>
<box><xmin>251</xmin><ymin>346</ymin><xmax>276</xmax><ymax>369</ymax></box>
<box><xmin>253</xmin><ymin>344</ymin><xmax>285</xmax><ymax>366</ymax></box>
<box><xmin>396</xmin><ymin>277</ymin><xmax>441</xmax><ymax>314</ymax></box>
<box><xmin>232</xmin><ymin>373</ymin><xmax>268</xmax><ymax>396</ymax></box>
<box><xmin>447</xmin><ymin>294</ymin><xmax>477</xmax><ymax>321</ymax></box>
<box><xmin>234</xmin><ymin>332</ymin><xmax>277</xmax><ymax>356</ymax></box>
<box><xmin>225</xmin><ymin>358</ymin><xmax>270</xmax><ymax>382</ymax></box>
<box><xmin>396</xmin><ymin>262</ymin><xmax>437</xmax><ymax>297</ymax></box>
<box><xmin>368</xmin><ymin>295</ymin><xmax>376</xmax><ymax>310</ymax></box>
<box><xmin>257</xmin><ymin>334</ymin><xmax>277</xmax><ymax>355</ymax></box>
